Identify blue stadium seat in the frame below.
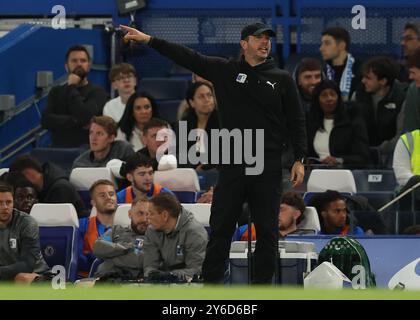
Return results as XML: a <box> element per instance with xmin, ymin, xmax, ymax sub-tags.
<box><xmin>30</xmin><ymin>203</ymin><xmax>79</xmax><ymax>282</ymax></box>
<box><xmin>30</xmin><ymin>147</ymin><xmax>83</xmax><ymax>178</ymax></box>
<box><xmin>157</xmin><ymin>99</ymin><xmax>181</xmax><ymax>125</ymax></box>
<box><xmin>139</xmin><ymin>78</ymin><xmax>188</xmax><ymax>100</ymax></box>
<box><xmin>198</xmin><ymin>169</ymin><xmax>219</xmax><ymax>191</ymax></box>
<box><xmin>352</xmin><ymin>170</ymin><xmax>397</xmax><ymax>192</ymax></box>
<box><xmin>173</xmin><ymin>191</ymin><xmax>197</xmax><ymax>203</ymax></box>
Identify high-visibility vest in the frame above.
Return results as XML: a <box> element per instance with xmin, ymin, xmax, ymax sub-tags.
<box><xmin>401</xmin><ymin>129</ymin><xmax>420</xmax><ymax>175</ymax></box>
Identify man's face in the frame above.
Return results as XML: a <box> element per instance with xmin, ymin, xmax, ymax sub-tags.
<box><xmin>278</xmin><ymin>203</ymin><xmax>301</xmax><ymax>230</ymax></box>
<box><xmin>127</xmin><ymin>166</ymin><xmax>154</xmax><ymax>194</ymax></box>
<box><xmin>129</xmin><ymin>200</ymin><xmax>149</xmax><ymax>235</ymax></box>
<box><xmin>65</xmin><ymin>50</ymin><xmax>90</xmax><ymax>79</ymax></box>
<box><xmin>112</xmin><ymin>73</ymin><xmax>137</xmax><ymax>95</ymax></box>
<box><xmin>320</xmin><ymin>35</ymin><xmax>343</xmax><ymax>61</ymax></box>
<box><xmin>401</xmin><ymin>28</ymin><xmax>420</xmax><ymax>57</ymax></box>
<box><xmin>409</xmin><ymin>66</ymin><xmax>420</xmax><ymax>87</ymax></box>
<box><xmin>91</xmin><ymin>184</ymin><xmax>117</xmax><ymax>215</ymax></box>
<box><xmin>322</xmin><ymin>199</ymin><xmax>347</xmax><ymax>230</ymax></box>
<box><xmin>21</xmin><ymin>168</ymin><xmax>43</xmax><ymax>191</ymax></box>
<box><xmin>144</xmin><ymin>126</ymin><xmax>167</xmax><ymax>158</ymax></box>
<box><xmin>362</xmin><ymin>70</ymin><xmax>387</xmax><ymax>93</ymax></box>
<box><xmin>0</xmin><ymin>192</ymin><xmax>13</xmax><ymax>226</ymax></box>
<box><xmin>89</xmin><ymin>123</ymin><xmax>115</xmax><ymax>154</ymax></box>
<box><xmin>14</xmin><ymin>187</ymin><xmax>38</xmax><ymax>214</ymax></box>
<box><xmin>147</xmin><ymin>203</ymin><xmax>167</xmax><ymax>231</ymax></box>
<box><xmin>241</xmin><ymin>33</ymin><xmax>271</xmax><ymax>64</ymax></box>
<box><xmin>298</xmin><ymin>70</ymin><xmax>322</xmax><ymax>96</ymax></box>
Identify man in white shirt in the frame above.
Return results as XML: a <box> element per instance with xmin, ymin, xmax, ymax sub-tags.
<box><xmin>103</xmin><ymin>63</ymin><xmax>137</xmax><ymax>123</ymax></box>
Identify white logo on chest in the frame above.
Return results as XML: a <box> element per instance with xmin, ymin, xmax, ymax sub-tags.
<box><xmin>266</xmin><ymin>81</ymin><xmax>277</xmax><ymax>90</ymax></box>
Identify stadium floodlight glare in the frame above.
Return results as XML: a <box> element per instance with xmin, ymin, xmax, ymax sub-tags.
<box><xmin>116</xmin><ymin>0</ymin><xmax>146</xmax><ymax>14</ymax></box>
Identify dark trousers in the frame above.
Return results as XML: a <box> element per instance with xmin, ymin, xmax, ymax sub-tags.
<box><xmin>202</xmin><ymin>167</ymin><xmax>282</xmax><ymax>283</ymax></box>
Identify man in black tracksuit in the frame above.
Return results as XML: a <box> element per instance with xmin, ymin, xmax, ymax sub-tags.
<box><xmin>122</xmin><ymin>22</ymin><xmax>307</xmax><ymax>283</ymax></box>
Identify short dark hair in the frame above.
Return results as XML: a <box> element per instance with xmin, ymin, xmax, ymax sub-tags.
<box><xmin>281</xmin><ymin>191</ymin><xmax>306</xmax><ymax>224</ymax></box>
<box><xmin>361</xmin><ymin>56</ymin><xmax>399</xmax><ymax>87</ymax></box>
<box><xmin>109</xmin><ymin>63</ymin><xmax>137</xmax><ymax>82</ymax></box>
<box><xmin>405</xmin><ymin>22</ymin><xmax>420</xmax><ymax>37</ymax></box>
<box><xmin>322</xmin><ymin>27</ymin><xmax>351</xmax><ymax>50</ymax></box>
<box><xmin>0</xmin><ymin>182</ymin><xmax>13</xmax><ymax>196</ymax></box>
<box><xmin>90</xmin><ymin>116</ymin><xmax>118</xmax><ymax>137</ymax></box>
<box><xmin>185</xmin><ymin>81</ymin><xmax>214</xmax><ymax>106</ymax></box>
<box><xmin>65</xmin><ymin>44</ymin><xmax>91</xmax><ymax>62</ymax></box>
<box><xmin>120</xmin><ymin>153</ymin><xmax>154</xmax><ymax>177</ymax></box>
<box><xmin>9</xmin><ymin>155</ymin><xmax>43</xmax><ymax>174</ymax></box>
<box><xmin>309</xmin><ymin>189</ymin><xmax>346</xmax><ymax>214</ymax></box>
<box><xmin>2</xmin><ymin>171</ymin><xmax>37</xmax><ymax>193</ymax></box>
<box><xmin>296</xmin><ymin>58</ymin><xmax>323</xmax><ymax>77</ymax></box>
<box><xmin>89</xmin><ymin>179</ymin><xmax>116</xmax><ymax>197</ymax></box>
<box><xmin>143</xmin><ymin>118</ymin><xmax>169</xmax><ymax>136</ymax></box>
<box><xmin>408</xmin><ymin>47</ymin><xmax>420</xmax><ymax>69</ymax></box>
<box><xmin>149</xmin><ymin>192</ymin><xmax>181</xmax><ymax>219</ymax></box>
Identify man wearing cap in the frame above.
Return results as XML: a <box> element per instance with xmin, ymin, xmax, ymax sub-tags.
<box><xmin>121</xmin><ymin>22</ymin><xmax>306</xmax><ymax>284</ymax></box>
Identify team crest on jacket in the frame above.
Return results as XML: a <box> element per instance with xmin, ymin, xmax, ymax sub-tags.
<box><xmin>236</xmin><ymin>73</ymin><xmax>247</xmax><ymax>83</ymax></box>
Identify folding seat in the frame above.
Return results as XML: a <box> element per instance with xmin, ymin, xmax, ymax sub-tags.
<box><xmin>307</xmin><ymin>169</ymin><xmax>357</xmax><ymax>193</ymax></box>
<box><xmin>157</xmin><ymin>100</ymin><xmax>182</xmax><ymax>125</ymax></box>
<box><xmin>197</xmin><ymin>169</ymin><xmax>219</xmax><ymax>191</ymax></box>
<box><xmin>113</xmin><ymin>204</ymin><xmax>131</xmax><ymax>228</ymax></box>
<box><xmin>30</xmin><ymin>147</ymin><xmax>82</xmax><ymax>178</ymax></box>
<box><xmin>297</xmin><ymin>206</ymin><xmax>320</xmax><ymax>234</ymax></box>
<box><xmin>352</xmin><ymin>169</ymin><xmax>397</xmax><ymax>192</ymax></box>
<box><xmin>69</xmin><ymin>167</ymin><xmax>117</xmax><ymax>209</ymax></box>
<box><xmin>0</xmin><ymin>167</ymin><xmax>9</xmax><ymax>176</ymax></box>
<box><xmin>154</xmin><ymin>168</ymin><xmax>200</xmax><ymax>202</ymax></box>
<box><xmin>30</xmin><ymin>203</ymin><xmax>79</xmax><ymax>282</ymax></box>
<box><xmin>181</xmin><ymin>203</ymin><xmax>211</xmax><ymax>228</ymax></box>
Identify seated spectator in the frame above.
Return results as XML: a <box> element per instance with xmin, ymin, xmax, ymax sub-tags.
<box><xmin>404</xmin><ymin>48</ymin><xmax>420</xmax><ymax>132</ymax></box>
<box><xmin>41</xmin><ymin>44</ymin><xmax>108</xmax><ymax>147</ymax></box>
<box><xmin>393</xmin><ymin>129</ymin><xmax>420</xmax><ymax>210</ymax></box>
<box><xmin>117</xmin><ymin>92</ymin><xmax>159</xmax><ymax>151</ymax></box>
<box><xmin>117</xmin><ymin>153</ymin><xmax>172</xmax><ymax>203</ymax></box>
<box><xmin>0</xmin><ymin>183</ymin><xmax>50</xmax><ymax>282</ymax></box>
<box><xmin>355</xmin><ymin>56</ymin><xmax>406</xmax><ymax>162</ymax></box>
<box><xmin>306</xmin><ymin>80</ymin><xmax>370</xmax><ymax>168</ymax></box>
<box><xmin>144</xmin><ymin>193</ymin><xmax>208</xmax><ymax>282</ymax></box>
<box><xmin>399</xmin><ymin>22</ymin><xmax>420</xmax><ymax>83</ymax></box>
<box><xmin>178</xmin><ymin>81</ymin><xmax>220</xmax><ymax>170</ymax></box>
<box><xmin>320</xmin><ymin>27</ymin><xmax>361</xmax><ymax>101</ymax></box>
<box><xmin>9</xmin><ymin>155</ymin><xmax>86</xmax><ymax>217</ymax></box>
<box><xmin>103</xmin><ymin>63</ymin><xmax>137</xmax><ymax>123</ymax></box>
<box><xmin>177</xmin><ymin>73</ymin><xmax>214</xmax><ymax>121</ymax></box>
<box><xmin>93</xmin><ymin>195</ymin><xmax>149</xmax><ymax>281</ymax></box>
<box><xmin>236</xmin><ymin>191</ymin><xmax>313</xmax><ymax>240</ymax></box>
<box><xmin>293</xmin><ymin>57</ymin><xmax>323</xmax><ymax>113</ymax></box>
<box><xmin>137</xmin><ymin>118</ymin><xmax>170</xmax><ymax>171</ymax></box>
<box><xmin>72</xmin><ymin>116</ymin><xmax>135</xmax><ymax>169</ymax></box>
<box><xmin>402</xmin><ymin>224</ymin><xmax>420</xmax><ymax>235</ymax></box>
<box><xmin>308</xmin><ymin>190</ymin><xmax>364</xmax><ymax>235</ymax></box>
<box><xmin>78</xmin><ymin>179</ymin><xmax>118</xmax><ymax>277</ymax></box>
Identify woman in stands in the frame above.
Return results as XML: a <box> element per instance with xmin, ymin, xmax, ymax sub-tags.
<box><xmin>306</xmin><ymin>80</ymin><xmax>370</xmax><ymax>168</ymax></box>
<box><xmin>116</xmin><ymin>92</ymin><xmax>160</xmax><ymax>151</ymax></box>
<box><xmin>177</xmin><ymin>81</ymin><xmax>220</xmax><ymax>171</ymax></box>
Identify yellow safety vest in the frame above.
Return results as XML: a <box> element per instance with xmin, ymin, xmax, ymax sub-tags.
<box><xmin>401</xmin><ymin>129</ymin><xmax>420</xmax><ymax>175</ymax></box>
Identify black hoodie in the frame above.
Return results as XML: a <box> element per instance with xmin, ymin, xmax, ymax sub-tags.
<box><xmin>39</xmin><ymin>163</ymin><xmax>87</xmax><ymax>217</ymax></box>
<box><xmin>149</xmin><ymin>38</ymin><xmax>306</xmax><ymax>171</ymax></box>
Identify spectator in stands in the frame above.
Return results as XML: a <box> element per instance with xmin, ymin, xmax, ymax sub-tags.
<box><xmin>404</xmin><ymin>48</ymin><xmax>420</xmax><ymax>132</ymax></box>
<box><xmin>399</xmin><ymin>22</ymin><xmax>420</xmax><ymax>83</ymax></box>
<box><xmin>293</xmin><ymin>57</ymin><xmax>323</xmax><ymax>113</ymax></box>
<box><xmin>402</xmin><ymin>224</ymin><xmax>420</xmax><ymax>235</ymax></box>
<box><xmin>177</xmin><ymin>73</ymin><xmax>214</xmax><ymax>121</ymax></box>
<box><xmin>103</xmin><ymin>63</ymin><xmax>137</xmax><ymax>123</ymax></box>
<box><xmin>236</xmin><ymin>191</ymin><xmax>313</xmax><ymax>240</ymax></box>
<box><xmin>306</xmin><ymin>80</ymin><xmax>370</xmax><ymax>167</ymax></box>
<box><xmin>137</xmin><ymin>118</ymin><xmax>170</xmax><ymax>171</ymax></box>
<box><xmin>0</xmin><ymin>183</ymin><xmax>50</xmax><ymax>282</ymax></box>
<box><xmin>41</xmin><ymin>45</ymin><xmax>109</xmax><ymax>147</ymax></box>
<box><xmin>309</xmin><ymin>190</ymin><xmax>364</xmax><ymax>235</ymax></box>
<box><xmin>72</xmin><ymin>116</ymin><xmax>135</xmax><ymax>169</ymax></box>
<box><xmin>178</xmin><ymin>81</ymin><xmax>220</xmax><ymax>170</ymax></box>
<box><xmin>355</xmin><ymin>56</ymin><xmax>406</xmax><ymax>163</ymax></box>
<box><xmin>93</xmin><ymin>195</ymin><xmax>149</xmax><ymax>281</ymax></box>
<box><xmin>78</xmin><ymin>179</ymin><xmax>117</xmax><ymax>277</ymax></box>
<box><xmin>116</xmin><ymin>92</ymin><xmax>160</xmax><ymax>151</ymax></box>
<box><xmin>144</xmin><ymin>193</ymin><xmax>208</xmax><ymax>282</ymax></box>
<box><xmin>393</xmin><ymin>129</ymin><xmax>420</xmax><ymax>210</ymax></box>
<box><xmin>9</xmin><ymin>155</ymin><xmax>86</xmax><ymax>217</ymax></box>
<box><xmin>320</xmin><ymin>27</ymin><xmax>360</xmax><ymax>101</ymax></box>
<box><xmin>117</xmin><ymin>153</ymin><xmax>172</xmax><ymax>203</ymax></box>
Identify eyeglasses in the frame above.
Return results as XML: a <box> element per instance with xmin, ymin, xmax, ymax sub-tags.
<box><xmin>114</xmin><ymin>74</ymin><xmax>135</xmax><ymax>81</ymax></box>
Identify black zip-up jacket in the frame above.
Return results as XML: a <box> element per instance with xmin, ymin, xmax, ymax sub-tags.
<box><xmin>149</xmin><ymin>38</ymin><xmax>306</xmax><ymax>171</ymax></box>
